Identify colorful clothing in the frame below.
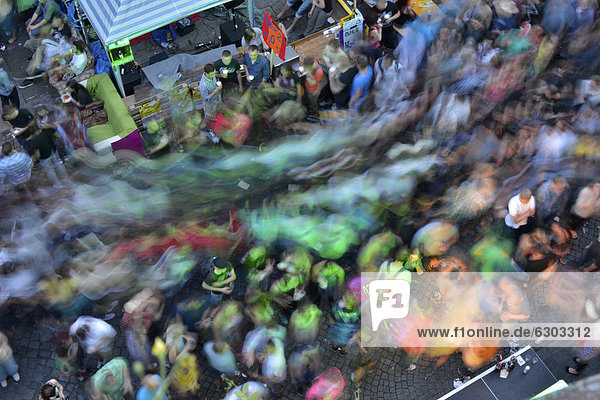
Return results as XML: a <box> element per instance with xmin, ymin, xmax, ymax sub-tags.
<box><xmin>91</xmin><ymin>357</ymin><xmax>128</xmax><ymax>400</ymax></box>
<box><xmin>290</xmin><ymin>305</ymin><xmax>322</xmax><ymax>344</ymax></box>
<box><xmin>306</xmin><ymin>367</ymin><xmax>345</xmax><ymax>400</ymax></box>
<box><xmin>125</xmin><ymin>328</ymin><xmax>150</xmax><ymax>366</ymax></box>
<box><xmin>330</xmin><ymin>302</ymin><xmax>359</xmax><ymax>346</ymax></box>
<box><xmin>357</xmin><ymin>231</ymin><xmax>398</xmax><ymax>272</ymax></box>
<box><xmin>55</xmin><ymin>340</ymin><xmax>81</xmax><ymax>376</ymax></box>
<box><xmin>136</xmin><ymin>374</ymin><xmax>167</xmax><ymax>400</ymax></box>
<box><xmin>171</xmin><ymin>353</ymin><xmax>199</xmax><ymax>393</ymax></box>
<box><xmin>313</xmin><ymin>261</ymin><xmax>345</xmax><ymax>291</ymax></box>
<box><xmin>305</xmin><ymin>61</ymin><xmax>326</xmax><ymax>94</ymax></box>
<box><xmin>350</xmin><ymin>66</ymin><xmax>373</xmax><ymax>110</ymax></box>
<box><xmin>205</xmin><ymin>261</ymin><xmax>234</xmax><ymax>292</ymax></box>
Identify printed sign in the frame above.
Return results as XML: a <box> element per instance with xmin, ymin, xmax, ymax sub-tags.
<box><xmin>340</xmin><ymin>12</ymin><xmax>364</xmax><ymax>50</ymax></box>
<box><xmin>369</xmin><ymin>279</ymin><xmax>411</xmax><ymax>331</ymax></box>
<box><xmin>262</xmin><ymin>13</ymin><xmax>286</xmax><ymax>60</ymax></box>
<box><xmin>319</xmin><ymin>109</ymin><xmax>350</xmax><ymax>125</ymax></box>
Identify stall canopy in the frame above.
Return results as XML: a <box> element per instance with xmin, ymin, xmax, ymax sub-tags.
<box><xmin>77</xmin><ymin>0</ymin><xmax>230</xmax><ymax>45</ymax></box>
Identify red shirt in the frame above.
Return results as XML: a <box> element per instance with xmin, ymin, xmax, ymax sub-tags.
<box><xmin>305</xmin><ymin>61</ymin><xmax>325</xmax><ymax>93</ymax></box>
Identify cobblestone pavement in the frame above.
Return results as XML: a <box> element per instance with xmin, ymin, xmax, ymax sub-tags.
<box><xmin>0</xmin><ymin>6</ymin><xmax>599</xmax><ymax>400</ymax></box>
<box><xmin>0</xmin><ymin>215</ymin><xmax>598</xmax><ymax>400</ymax></box>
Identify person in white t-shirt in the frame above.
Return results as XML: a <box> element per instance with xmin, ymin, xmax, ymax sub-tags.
<box><xmin>256</xmin><ymin>338</ymin><xmax>286</xmax><ymax>392</ymax></box>
<box><xmin>505</xmin><ymin>189</ymin><xmax>535</xmax><ymax>230</ymax></box>
<box><xmin>535</xmin><ymin>120</ymin><xmax>577</xmax><ymax>165</ymax></box>
<box><xmin>69</xmin><ymin>316</ymin><xmax>116</xmax><ymax>366</ymax></box>
<box><xmin>203</xmin><ymin>340</ymin><xmax>238</xmax><ymax>376</ymax></box>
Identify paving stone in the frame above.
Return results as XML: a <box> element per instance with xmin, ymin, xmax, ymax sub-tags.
<box><xmin>0</xmin><ymin>14</ymin><xmax>598</xmax><ymax>400</ymax></box>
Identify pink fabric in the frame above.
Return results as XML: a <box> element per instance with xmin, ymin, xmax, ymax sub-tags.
<box><xmin>111</xmin><ymin>130</ymin><xmax>147</xmax><ymax>158</ymax></box>
<box><xmin>305</xmin><ymin>367</ymin><xmax>345</xmax><ymax>400</ymax></box>
<box><xmin>347</xmin><ymin>276</ymin><xmax>367</xmax><ymax>303</ymax></box>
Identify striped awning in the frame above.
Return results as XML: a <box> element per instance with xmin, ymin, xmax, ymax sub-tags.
<box><xmin>77</xmin><ymin>0</ymin><xmax>229</xmax><ymax>45</ymax></box>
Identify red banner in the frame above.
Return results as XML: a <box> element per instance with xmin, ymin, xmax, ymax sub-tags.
<box><xmin>262</xmin><ymin>13</ymin><xmax>286</xmax><ymax>61</ymax></box>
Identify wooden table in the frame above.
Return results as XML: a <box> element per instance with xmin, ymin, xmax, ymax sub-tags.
<box><xmin>291</xmin><ymin>30</ymin><xmax>337</xmax><ymax>66</ymax></box>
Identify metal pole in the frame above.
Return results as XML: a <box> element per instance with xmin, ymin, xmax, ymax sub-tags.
<box><xmin>75</xmin><ymin>0</ymin><xmax>90</xmax><ymax>45</ymax></box>
<box><xmin>112</xmin><ymin>64</ymin><xmax>127</xmax><ymax>98</ymax></box>
<box><xmin>247</xmin><ymin>0</ymin><xmax>255</xmax><ymax>27</ymax></box>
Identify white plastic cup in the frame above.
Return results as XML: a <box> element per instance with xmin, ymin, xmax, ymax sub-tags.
<box><xmin>216</xmin><ymin>81</ymin><xmax>222</xmax><ymax>87</ymax></box>
<box><xmin>248</xmin><ymin>75</ymin><xmax>255</xmax><ymax>82</ymax></box>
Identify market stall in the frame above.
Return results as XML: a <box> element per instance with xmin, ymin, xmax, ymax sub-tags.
<box><xmin>76</xmin><ymin>0</ymin><xmax>253</xmax><ymax>96</ymax></box>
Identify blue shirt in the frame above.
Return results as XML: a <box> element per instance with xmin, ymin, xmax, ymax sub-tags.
<box><xmin>350</xmin><ymin>66</ymin><xmax>373</xmax><ymax>110</ymax></box>
<box><xmin>199</xmin><ymin>73</ymin><xmax>221</xmax><ymax>104</ymax></box>
<box><xmin>136</xmin><ymin>375</ymin><xmax>167</xmax><ymax>400</ymax></box>
<box><xmin>243</xmin><ymin>53</ymin><xmax>270</xmax><ymax>88</ymax></box>
<box><xmin>0</xmin><ymin>151</ymin><xmax>32</xmax><ymax>186</ymax></box>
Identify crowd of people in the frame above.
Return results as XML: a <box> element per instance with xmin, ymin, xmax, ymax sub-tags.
<box><xmin>0</xmin><ymin>0</ymin><xmax>600</xmax><ymax>398</ymax></box>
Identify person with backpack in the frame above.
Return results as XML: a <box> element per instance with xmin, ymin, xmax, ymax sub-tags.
<box><xmin>302</xmin><ymin>57</ymin><xmax>328</xmax><ymax>115</ymax></box>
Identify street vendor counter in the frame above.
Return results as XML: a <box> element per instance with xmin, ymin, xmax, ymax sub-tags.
<box><xmin>133</xmin><ymin>44</ymin><xmax>241</xmax><ymax>102</ymax></box>
<box><xmin>125</xmin><ymin>9</ymin><xmax>349</xmax><ymax>138</ymax></box>
<box><xmin>128</xmin><ymin>28</ymin><xmax>334</xmax><ymax>115</ymax></box>
<box><xmin>125</xmin><ymin>45</ymin><xmax>246</xmax><ymax>137</ymax></box>
<box><xmin>132</xmin><ymin>27</ymin><xmax>336</xmax><ymax>102</ymax></box>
